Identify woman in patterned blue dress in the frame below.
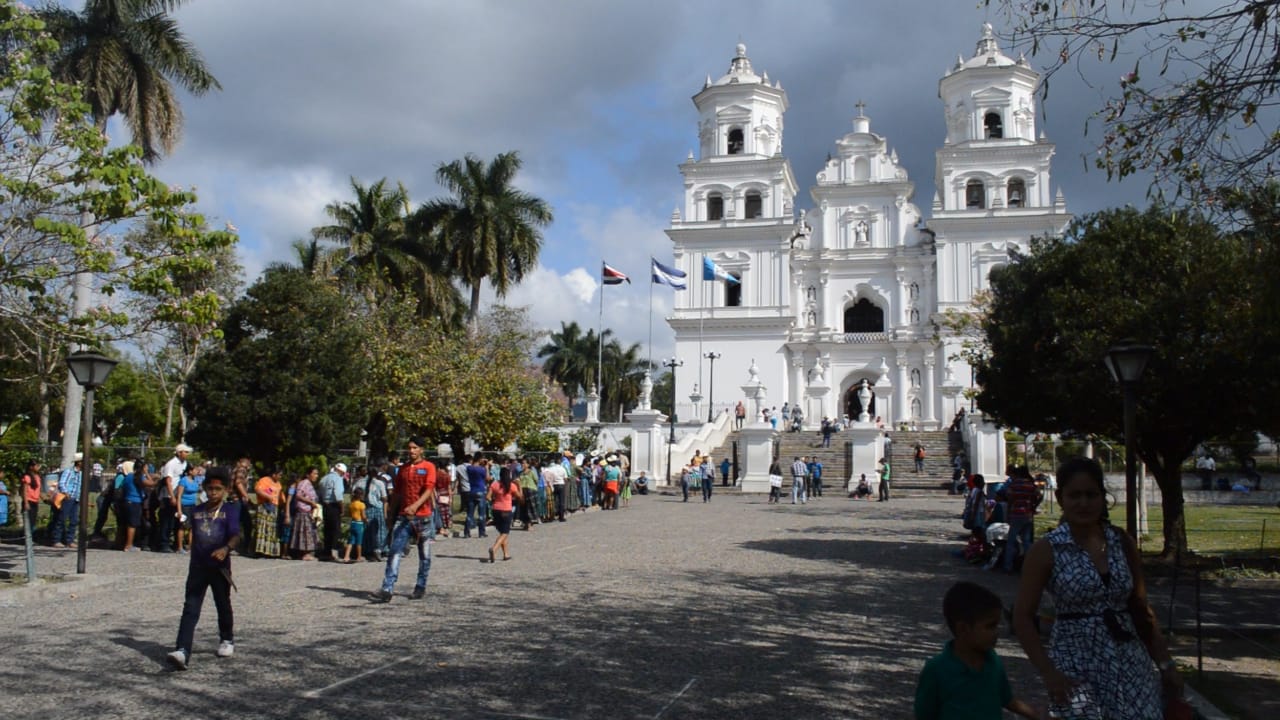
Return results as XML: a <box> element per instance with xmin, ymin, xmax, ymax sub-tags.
<box><xmin>1012</xmin><ymin>457</ymin><xmax>1182</xmax><ymax>719</ymax></box>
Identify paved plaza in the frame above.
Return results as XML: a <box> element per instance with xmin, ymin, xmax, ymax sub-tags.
<box><xmin>0</xmin><ymin>492</ymin><xmax>1239</xmax><ymax>719</ymax></box>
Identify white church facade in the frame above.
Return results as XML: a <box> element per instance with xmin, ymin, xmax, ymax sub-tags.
<box><xmin>665</xmin><ymin>26</ymin><xmax>1071</xmax><ymax>431</ymax></box>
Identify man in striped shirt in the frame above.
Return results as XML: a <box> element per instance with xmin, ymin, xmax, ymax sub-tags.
<box><xmin>50</xmin><ymin>454</ymin><xmax>84</xmax><ymax>548</ymax></box>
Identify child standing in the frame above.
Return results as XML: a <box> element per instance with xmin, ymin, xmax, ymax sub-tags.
<box><xmin>914</xmin><ymin>581</ymin><xmax>1038</xmax><ymax>720</ymax></box>
<box><xmin>167</xmin><ymin>468</ymin><xmax>241</xmax><ymax>671</ymax></box>
<box><xmin>342</xmin><ymin>487</ymin><xmax>366</xmax><ymax>564</ymax></box>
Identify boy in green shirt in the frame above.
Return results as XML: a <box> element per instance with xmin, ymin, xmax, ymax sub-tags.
<box><xmin>914</xmin><ymin>581</ymin><xmax>1038</xmax><ymax>720</ymax></box>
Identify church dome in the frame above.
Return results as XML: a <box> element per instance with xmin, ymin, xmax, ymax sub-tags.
<box><xmin>711</xmin><ymin>43</ymin><xmax>765</xmax><ymax>86</ymax></box>
<box><xmin>956</xmin><ymin>23</ymin><xmax>1018</xmax><ymax>70</ymax></box>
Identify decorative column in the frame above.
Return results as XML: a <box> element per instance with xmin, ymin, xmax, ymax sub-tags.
<box><xmin>895</xmin><ymin>271</ymin><xmax>909</xmax><ymax>326</ymax></box>
<box><xmin>805</xmin><ymin>356</ymin><xmax>830</xmax><ymax>428</ymax></box>
<box><xmin>922</xmin><ymin>357</ymin><xmax>938</xmax><ymax>429</ymax></box>
<box><xmin>585</xmin><ymin>386</ymin><xmax>601</xmax><ymax>424</ymax></box>
<box><xmin>848</xmin><ymin>380</ymin><xmax>884</xmax><ymax>493</ymax></box>
<box><xmin>739</xmin><ymin>360</ymin><xmax>777</xmax><ymax>493</ymax></box>
<box><xmin>894</xmin><ymin>351</ymin><xmax>909</xmax><ymax>429</ymax></box>
<box><xmin>626</xmin><ymin>404</ymin><xmax>667</xmax><ymax>485</ymax></box>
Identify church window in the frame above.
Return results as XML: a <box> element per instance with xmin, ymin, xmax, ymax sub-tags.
<box><xmin>745</xmin><ymin>191</ymin><xmax>763</xmax><ymax>218</ymax></box>
<box><xmin>707</xmin><ymin>193</ymin><xmax>724</xmax><ymax>221</ymax></box>
<box><xmin>984</xmin><ymin>112</ymin><xmax>1003</xmax><ymax>139</ymax></box>
<box><xmin>727</xmin><ymin>128</ymin><xmax>744</xmax><ymax>155</ymax></box>
<box><xmin>966</xmin><ymin>180</ymin><xmax>986</xmax><ymax>209</ymax></box>
<box><xmin>1007</xmin><ymin>178</ymin><xmax>1026</xmax><ymax>208</ymax></box>
<box><xmin>843</xmin><ymin>299</ymin><xmax>884</xmax><ymax>333</ymax></box>
<box><xmin>726</xmin><ymin>273</ymin><xmax>743</xmax><ymax>306</ymax></box>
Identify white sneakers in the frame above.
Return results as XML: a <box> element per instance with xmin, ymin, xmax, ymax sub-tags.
<box><xmin>167</xmin><ymin>641</ymin><xmax>233</xmax><ymax>670</ymax></box>
<box><xmin>166</xmin><ymin>649</ymin><xmax>188</xmax><ymax>670</ymax></box>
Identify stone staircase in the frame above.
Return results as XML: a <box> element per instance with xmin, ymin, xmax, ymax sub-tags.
<box><xmin>702</xmin><ymin>428</ymin><xmax>964</xmax><ymax>495</ymax></box>
<box><xmin>889</xmin><ymin>430</ymin><xmax>962</xmax><ymax>492</ymax></box>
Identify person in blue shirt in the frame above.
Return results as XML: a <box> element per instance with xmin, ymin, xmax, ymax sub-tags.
<box><xmin>175</xmin><ymin>467</ymin><xmax>202</xmax><ymax>554</ymax></box>
<box><xmin>50</xmin><ymin>454</ymin><xmax>84</xmax><ymax>548</ymax></box>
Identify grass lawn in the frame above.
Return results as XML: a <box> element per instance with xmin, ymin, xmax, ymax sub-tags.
<box><xmin>1034</xmin><ymin>503</ymin><xmax>1280</xmax><ymax>555</ymax></box>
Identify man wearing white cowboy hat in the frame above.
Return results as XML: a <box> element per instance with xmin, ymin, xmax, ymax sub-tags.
<box><xmin>50</xmin><ymin>453</ymin><xmax>84</xmax><ymax>548</ymax></box>
<box><xmin>157</xmin><ymin>444</ymin><xmax>193</xmax><ymax>553</ymax></box>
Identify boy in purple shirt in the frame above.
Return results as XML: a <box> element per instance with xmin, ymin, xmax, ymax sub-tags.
<box><xmin>167</xmin><ymin>467</ymin><xmax>241</xmax><ymax>670</ymax></box>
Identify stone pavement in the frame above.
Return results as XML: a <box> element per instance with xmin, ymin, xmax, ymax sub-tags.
<box><xmin>0</xmin><ymin>492</ymin><xmax>1237</xmax><ymax>719</ymax></box>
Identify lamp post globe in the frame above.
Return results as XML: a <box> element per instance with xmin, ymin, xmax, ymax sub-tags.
<box><xmin>1104</xmin><ymin>339</ymin><xmax>1154</xmax><ymax>541</ymax></box>
<box><xmin>65</xmin><ymin>350</ymin><xmax>118</xmax><ymax>574</ymax></box>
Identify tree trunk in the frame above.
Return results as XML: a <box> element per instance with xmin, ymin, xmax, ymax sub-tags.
<box><xmin>163</xmin><ymin>393</ymin><xmax>176</xmax><ymax>444</ymax></box>
<box><xmin>367</xmin><ymin>411</ymin><xmax>389</xmax><ymax>463</ymax></box>
<box><xmin>36</xmin><ymin>379</ymin><xmax>50</xmax><ymax>446</ymax></box>
<box><xmin>469</xmin><ymin>282</ymin><xmax>482</xmax><ymax>331</ymax></box>
<box><xmin>1149</xmin><ymin>463</ymin><xmax>1189</xmax><ymax>558</ymax></box>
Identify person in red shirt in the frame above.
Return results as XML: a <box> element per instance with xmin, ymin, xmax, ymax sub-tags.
<box><xmin>21</xmin><ymin>460</ymin><xmax>43</xmax><ymax>540</ymax></box>
<box><xmin>374</xmin><ymin>436</ymin><xmax>436</xmax><ymax>604</ymax></box>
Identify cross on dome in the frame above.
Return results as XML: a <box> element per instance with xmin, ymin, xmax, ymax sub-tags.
<box><xmin>855</xmin><ymin>99</ymin><xmax>867</xmax><ymax>117</ymax></box>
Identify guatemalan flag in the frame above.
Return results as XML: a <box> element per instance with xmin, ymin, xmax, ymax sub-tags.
<box><xmin>651</xmin><ymin>258</ymin><xmax>687</xmax><ymax>289</ymax></box>
<box><xmin>703</xmin><ymin>257</ymin><xmax>740</xmax><ymax>283</ymax></box>
<box><xmin>601</xmin><ymin>262</ymin><xmax>631</xmax><ymax>285</ymax></box>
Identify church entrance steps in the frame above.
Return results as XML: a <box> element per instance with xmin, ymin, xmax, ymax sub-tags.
<box><xmin>887</xmin><ymin>430</ymin><xmax>963</xmax><ymax>493</ymax></box>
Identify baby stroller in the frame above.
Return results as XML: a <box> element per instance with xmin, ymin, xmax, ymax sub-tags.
<box><xmin>983</xmin><ymin>522</ymin><xmax>1010</xmax><ymax>571</ymax></box>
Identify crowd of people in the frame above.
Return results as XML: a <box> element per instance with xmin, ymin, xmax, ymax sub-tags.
<box><xmin>954</xmin><ymin>464</ymin><xmax>1047</xmax><ymax>573</ymax></box>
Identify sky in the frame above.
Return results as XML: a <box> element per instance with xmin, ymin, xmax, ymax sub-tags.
<box><xmin>133</xmin><ymin>0</ymin><xmax>1155</xmax><ymax>362</ymax></box>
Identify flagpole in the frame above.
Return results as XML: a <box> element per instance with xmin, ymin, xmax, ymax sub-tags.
<box><xmin>647</xmin><ymin>260</ymin><xmax>654</xmax><ymax>371</ymax></box>
<box><xmin>598</xmin><ymin>261</ymin><xmax>605</xmax><ymax>397</ymax></box>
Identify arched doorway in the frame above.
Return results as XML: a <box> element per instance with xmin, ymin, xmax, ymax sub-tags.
<box><xmin>844</xmin><ymin>380</ymin><xmax>877</xmax><ymax>421</ymax></box>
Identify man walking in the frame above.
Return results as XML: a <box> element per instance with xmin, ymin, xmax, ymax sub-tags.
<box><xmin>808</xmin><ymin>457</ymin><xmax>824</xmax><ymax>498</ymax></box>
<box><xmin>158</xmin><ymin>444</ymin><xmax>192</xmax><ymax>553</ymax></box>
<box><xmin>821</xmin><ymin>418</ymin><xmax>834</xmax><ymax>448</ymax></box>
<box><xmin>735</xmin><ymin>401</ymin><xmax>746</xmax><ymax>430</ymax></box>
<box><xmin>317</xmin><ymin>463</ymin><xmax>347</xmax><ymax>561</ymax></box>
<box><xmin>375</xmin><ymin>437</ymin><xmax>436</xmax><ymax>603</ymax></box>
<box><xmin>878</xmin><ymin>458</ymin><xmax>891</xmax><ymax>502</ymax></box>
<box><xmin>790</xmin><ymin>456</ymin><xmax>808</xmax><ymax>505</ymax></box>
<box><xmin>914</xmin><ymin>443</ymin><xmax>926</xmax><ymax>473</ymax></box>
<box><xmin>465</xmin><ymin>457</ymin><xmax>489</xmax><ymax>537</ymax></box>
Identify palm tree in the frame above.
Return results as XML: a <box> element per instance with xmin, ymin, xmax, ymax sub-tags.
<box><xmin>601</xmin><ymin>339</ymin><xmax>650</xmax><ymax>421</ymax></box>
<box><xmin>416</xmin><ymin>151</ymin><xmax>553</xmax><ymax>326</ymax></box>
<box><xmin>313</xmin><ymin>177</ymin><xmax>463</xmax><ymax>323</ymax></box>
<box><xmin>36</xmin><ymin>0</ymin><xmax>220</xmax><ymax>469</ymax></box>
<box><xmin>38</xmin><ymin>0</ymin><xmax>222</xmax><ymax>158</ymax></box>
<box><xmin>538</xmin><ymin>321</ymin><xmax>595</xmax><ymax>408</ymax></box>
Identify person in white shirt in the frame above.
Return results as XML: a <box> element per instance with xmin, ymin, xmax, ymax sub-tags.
<box><xmin>542</xmin><ymin>458</ymin><xmax>568</xmax><ymax>522</ymax></box>
<box><xmin>157</xmin><ymin>444</ymin><xmax>192</xmax><ymax>552</ymax></box>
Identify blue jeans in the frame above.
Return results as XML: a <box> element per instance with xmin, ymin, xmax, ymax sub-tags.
<box><xmin>381</xmin><ymin>516</ymin><xmax>432</xmax><ymax>593</ymax></box>
<box><xmin>791</xmin><ymin>478</ymin><xmax>807</xmax><ymax>503</ymax></box>
<box><xmin>1005</xmin><ymin>516</ymin><xmax>1035</xmax><ymax>572</ymax></box>
<box><xmin>363</xmin><ymin>506</ymin><xmax>386</xmax><ymax>556</ymax></box>
<box><xmin>464</xmin><ymin>493</ymin><xmax>488</xmax><ymax>536</ymax></box>
<box><xmin>52</xmin><ymin>497</ymin><xmax>79</xmax><ymax>544</ymax></box>
<box><xmin>579</xmin><ymin>477</ymin><xmax>593</xmax><ymax>508</ymax></box>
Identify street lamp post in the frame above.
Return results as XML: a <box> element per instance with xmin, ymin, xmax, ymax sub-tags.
<box><xmin>1104</xmin><ymin>339</ymin><xmax>1154</xmax><ymax>541</ymax></box>
<box><xmin>705</xmin><ymin>351</ymin><xmax>721</xmax><ymax>423</ymax></box>
<box><xmin>663</xmin><ymin>357</ymin><xmax>683</xmax><ymax>483</ymax></box>
<box><xmin>66</xmin><ymin>350</ymin><xmax>118</xmax><ymax>574</ymax></box>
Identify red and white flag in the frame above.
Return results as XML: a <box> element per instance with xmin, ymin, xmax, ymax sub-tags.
<box><xmin>601</xmin><ymin>262</ymin><xmax>631</xmax><ymax>285</ymax></box>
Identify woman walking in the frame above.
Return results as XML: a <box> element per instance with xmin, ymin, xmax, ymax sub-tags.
<box><xmin>1013</xmin><ymin>457</ymin><xmax>1182</xmax><ymax>719</ymax></box>
<box><xmin>288</xmin><ymin>467</ymin><xmax>320</xmax><ymax>561</ymax></box>
<box><xmin>486</xmin><ymin>467</ymin><xmax>521</xmax><ymax>563</ymax></box>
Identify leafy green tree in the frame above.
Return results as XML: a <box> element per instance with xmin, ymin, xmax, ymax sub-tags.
<box><xmin>416</xmin><ymin>152</ymin><xmax>553</xmax><ymax>326</ymax></box>
<box><xmin>985</xmin><ymin>0</ymin><xmax>1280</xmax><ymax>199</ymax></box>
<box><xmin>600</xmin><ymin>338</ymin><xmax>650</xmax><ymax>422</ymax></box>
<box><xmin>968</xmin><ymin>202</ymin><xmax>1271</xmax><ymax>555</ymax></box>
<box><xmin>94</xmin><ymin>356</ymin><xmax>165</xmax><ymax>443</ymax></box>
<box><xmin>184</xmin><ymin>267</ymin><xmax>368</xmax><ymax>464</ymax></box>
<box><xmin>363</xmin><ymin>302</ymin><xmax>558</xmax><ymax>454</ymax></box>
<box><xmin>651</xmin><ymin>370</ymin><xmax>674</xmax><ymax>418</ymax></box>
<box><xmin>0</xmin><ymin>2</ymin><xmax>234</xmax><ymax>452</ymax></box>
<box><xmin>313</xmin><ymin>177</ymin><xmax>462</xmax><ymax>323</ymax></box>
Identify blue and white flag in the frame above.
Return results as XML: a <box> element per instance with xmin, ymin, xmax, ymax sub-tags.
<box><xmin>703</xmin><ymin>257</ymin><xmax>740</xmax><ymax>283</ymax></box>
<box><xmin>651</xmin><ymin>258</ymin><xmax>687</xmax><ymax>289</ymax></box>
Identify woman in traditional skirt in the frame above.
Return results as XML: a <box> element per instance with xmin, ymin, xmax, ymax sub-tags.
<box><xmin>252</xmin><ymin>466</ymin><xmax>283</xmax><ymax>558</ymax></box>
<box><xmin>288</xmin><ymin>467</ymin><xmax>320</xmax><ymax>560</ymax></box>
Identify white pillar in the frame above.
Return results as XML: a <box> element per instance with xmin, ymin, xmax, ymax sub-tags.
<box><xmin>627</xmin><ymin>408</ymin><xmax>667</xmax><ymax>484</ymax></box>
<box><xmin>739</xmin><ymin>423</ymin><xmax>778</xmax><ymax>493</ymax></box>
<box><xmin>923</xmin><ymin>358</ymin><xmax>938</xmax><ymax>429</ymax></box>
<box><xmin>894</xmin><ymin>352</ymin><xmax>910</xmax><ymax>428</ymax></box>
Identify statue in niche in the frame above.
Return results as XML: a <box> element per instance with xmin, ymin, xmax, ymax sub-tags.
<box><xmin>910</xmin><ymin>282</ymin><xmax>919</xmax><ymax>300</ymax></box>
<box><xmin>855</xmin><ymin>221</ymin><xmax>869</xmax><ymax>245</ymax></box>
<box><xmin>911</xmin><ymin>368</ymin><xmax>921</xmax><ymax>388</ymax></box>
<box><xmin>806</xmin><ymin>309</ymin><xmax>817</xmax><ymax>327</ymax></box>
<box><xmin>811</xmin><ymin>361</ymin><xmax>826</xmax><ymax>385</ymax></box>
<box><xmin>806</xmin><ymin>285</ymin><xmax>816</xmax><ymax>302</ymax></box>
<box><xmin>909</xmin><ymin>308</ymin><xmax>920</xmax><ymax>324</ymax></box>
